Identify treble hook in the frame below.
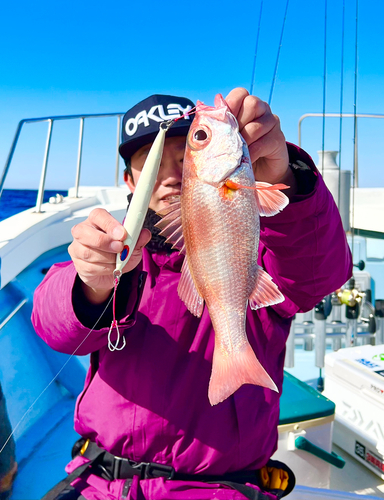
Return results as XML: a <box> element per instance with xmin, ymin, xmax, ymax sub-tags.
<box><xmin>108</xmin><ymin>321</ymin><xmax>126</xmax><ymax>351</ymax></box>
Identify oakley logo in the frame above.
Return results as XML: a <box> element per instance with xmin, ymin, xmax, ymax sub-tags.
<box><xmin>125</xmin><ymin>104</ymin><xmax>192</xmax><ymax>137</ymax></box>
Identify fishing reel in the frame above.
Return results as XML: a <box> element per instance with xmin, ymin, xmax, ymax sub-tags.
<box><xmin>334</xmin><ymin>277</ymin><xmax>376</xmax><ymax>333</ymax></box>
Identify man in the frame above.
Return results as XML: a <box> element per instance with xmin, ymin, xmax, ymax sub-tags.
<box><xmin>32</xmin><ymin>88</ymin><xmax>352</xmax><ymax>500</ymax></box>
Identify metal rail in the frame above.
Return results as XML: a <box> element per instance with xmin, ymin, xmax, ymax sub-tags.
<box><xmin>298</xmin><ymin>112</ymin><xmax>384</xmax><ymax>148</ymax></box>
<box><xmin>0</xmin><ymin>112</ymin><xmax>125</xmax><ymax>213</ymax></box>
<box><xmin>0</xmin><ymin>299</ymin><xmax>28</xmax><ymax>330</ymax></box>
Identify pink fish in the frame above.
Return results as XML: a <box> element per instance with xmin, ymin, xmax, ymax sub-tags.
<box><xmin>156</xmin><ymin>95</ymin><xmax>289</xmax><ymax>405</ymax></box>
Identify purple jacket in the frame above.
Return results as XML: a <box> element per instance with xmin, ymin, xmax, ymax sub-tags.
<box><xmin>32</xmin><ymin>145</ymin><xmax>352</xmax><ymax>499</ymax></box>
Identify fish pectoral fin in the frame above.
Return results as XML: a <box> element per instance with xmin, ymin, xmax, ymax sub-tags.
<box><xmin>155</xmin><ymin>197</ymin><xmax>185</xmax><ymax>253</ymax></box>
<box><xmin>223</xmin><ymin>180</ymin><xmax>289</xmax><ymax>217</ymax></box>
<box><xmin>178</xmin><ymin>258</ymin><xmax>205</xmax><ymax>317</ymax></box>
<box><xmin>249</xmin><ymin>265</ymin><xmax>285</xmax><ymax>310</ymax></box>
<box><xmin>208</xmin><ymin>343</ymin><xmax>278</xmax><ymax>406</ymax></box>
<box><xmin>254</xmin><ymin>181</ymin><xmax>289</xmax><ymax>217</ymax></box>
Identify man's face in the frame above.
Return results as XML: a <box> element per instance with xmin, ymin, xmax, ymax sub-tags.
<box><xmin>124</xmin><ymin>136</ymin><xmax>186</xmax><ymax>213</ymax></box>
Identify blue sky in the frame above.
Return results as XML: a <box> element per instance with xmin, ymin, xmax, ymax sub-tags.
<box><xmin>1</xmin><ymin>0</ymin><xmax>384</xmax><ymax>190</ymax></box>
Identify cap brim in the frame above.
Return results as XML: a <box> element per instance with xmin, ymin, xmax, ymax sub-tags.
<box><xmin>119</xmin><ymin>122</ymin><xmax>192</xmax><ymax>161</ymax></box>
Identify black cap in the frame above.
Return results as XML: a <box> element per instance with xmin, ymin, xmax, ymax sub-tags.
<box><xmin>119</xmin><ymin>94</ymin><xmax>195</xmax><ymax>161</ymax></box>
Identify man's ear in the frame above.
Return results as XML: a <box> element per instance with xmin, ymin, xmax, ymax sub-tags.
<box><xmin>124</xmin><ymin>171</ymin><xmax>135</xmax><ymax>192</ymax></box>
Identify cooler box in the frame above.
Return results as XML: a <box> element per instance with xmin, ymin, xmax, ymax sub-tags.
<box><xmin>323</xmin><ymin>344</ymin><xmax>384</xmax><ymax>480</ymax></box>
<box><xmin>273</xmin><ymin>371</ymin><xmax>341</xmax><ymax>489</ymax></box>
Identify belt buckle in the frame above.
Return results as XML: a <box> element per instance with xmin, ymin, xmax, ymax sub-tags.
<box><xmin>144</xmin><ymin>462</ymin><xmax>175</xmax><ymax>480</ymax></box>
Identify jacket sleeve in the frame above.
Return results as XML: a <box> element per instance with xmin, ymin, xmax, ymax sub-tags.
<box><xmin>32</xmin><ymin>261</ymin><xmax>144</xmax><ymax>355</ymax></box>
<box><xmin>259</xmin><ymin>143</ymin><xmax>353</xmax><ymax>318</ymax></box>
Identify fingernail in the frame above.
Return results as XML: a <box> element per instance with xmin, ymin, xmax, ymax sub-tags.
<box><xmin>113</xmin><ymin>226</ymin><xmax>125</xmax><ymax>240</ymax></box>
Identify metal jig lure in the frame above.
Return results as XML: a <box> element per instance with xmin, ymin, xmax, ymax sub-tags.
<box><xmin>114</xmin><ymin>119</ymin><xmax>175</xmax><ymax>280</ymax></box>
<box><xmin>108</xmin><ymin>119</ymin><xmax>175</xmax><ymax>351</ymax></box>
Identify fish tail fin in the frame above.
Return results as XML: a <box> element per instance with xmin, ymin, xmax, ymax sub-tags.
<box><xmin>208</xmin><ymin>343</ymin><xmax>278</xmax><ymax>405</ymax></box>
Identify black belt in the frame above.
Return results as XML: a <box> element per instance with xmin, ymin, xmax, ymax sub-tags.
<box><xmin>81</xmin><ymin>440</ymin><xmax>294</xmax><ymax>498</ymax></box>
<box><xmin>82</xmin><ymin>440</ymin><xmax>176</xmax><ymax>481</ymax></box>
<box><xmin>42</xmin><ymin>439</ymin><xmax>295</xmax><ymax>500</ymax></box>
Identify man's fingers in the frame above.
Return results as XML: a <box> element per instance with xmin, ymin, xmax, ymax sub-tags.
<box><xmin>224</xmin><ymin>88</ymin><xmax>249</xmax><ymax>118</ymax></box>
<box><xmin>240</xmin><ymin>112</ymin><xmax>277</xmax><ymax>147</ymax></box>
<box><xmin>71</xmin><ymin>257</ymin><xmax>116</xmax><ymax>279</ymax></box>
<box><xmin>69</xmin><ymin>243</ymin><xmax>118</xmax><ymax>265</ymax></box>
<box><xmin>71</xmin><ymin>223</ymin><xmax>125</xmax><ymax>253</ymax></box>
<box><xmin>248</xmin><ymin>124</ymin><xmax>285</xmax><ymax>162</ymax></box>
<box><xmin>248</xmin><ymin>127</ymin><xmax>288</xmax><ymax>175</ymax></box>
<box><xmin>122</xmin><ymin>228</ymin><xmax>152</xmax><ymax>273</ymax></box>
<box><xmin>225</xmin><ymin>87</ymin><xmax>289</xmax><ymax>184</ymax></box>
<box><xmin>87</xmin><ymin>208</ymin><xmax>127</xmax><ymax>240</ymax></box>
<box><xmin>236</xmin><ymin>95</ymin><xmax>270</xmax><ymax>132</ymax></box>
<box><xmin>125</xmin><ymin>229</ymin><xmax>152</xmax><ymax>262</ymax></box>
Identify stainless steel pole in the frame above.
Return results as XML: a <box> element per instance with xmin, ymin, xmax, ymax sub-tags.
<box><xmin>0</xmin><ymin>121</ymin><xmax>25</xmax><ymax>200</ymax></box>
<box><xmin>284</xmin><ymin>317</ymin><xmax>295</xmax><ymax>368</ymax></box>
<box><xmin>74</xmin><ymin>118</ymin><xmax>85</xmax><ymax>198</ymax></box>
<box><xmin>375</xmin><ymin>317</ymin><xmax>384</xmax><ymax>345</ymax></box>
<box><xmin>346</xmin><ymin>318</ymin><xmax>357</xmax><ymax>346</ymax></box>
<box><xmin>315</xmin><ymin>317</ymin><xmax>327</xmax><ymax>368</ymax></box>
<box><xmin>35</xmin><ymin>120</ymin><xmax>53</xmax><ymax>213</ymax></box>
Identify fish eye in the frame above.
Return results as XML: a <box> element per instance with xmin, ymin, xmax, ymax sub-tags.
<box><xmin>187</xmin><ymin>125</ymin><xmax>211</xmax><ymax>151</ymax></box>
<box><xmin>194</xmin><ymin>129</ymin><xmax>208</xmax><ymax>141</ymax></box>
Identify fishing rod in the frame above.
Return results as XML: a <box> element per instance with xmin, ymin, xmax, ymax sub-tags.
<box><xmin>250</xmin><ymin>0</ymin><xmax>263</xmax><ymax>95</ymax></box>
<box><xmin>351</xmin><ymin>0</ymin><xmax>359</xmax><ymax>261</ymax></box>
<box><xmin>321</xmin><ymin>0</ymin><xmax>328</xmax><ymax>177</ymax></box>
<box><xmin>338</xmin><ymin>0</ymin><xmax>346</xmax><ymax>211</ymax></box>
<box><xmin>268</xmin><ymin>0</ymin><xmax>290</xmax><ymax>106</ymax></box>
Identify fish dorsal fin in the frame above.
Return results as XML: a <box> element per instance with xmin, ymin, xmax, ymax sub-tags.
<box><xmin>249</xmin><ymin>265</ymin><xmax>284</xmax><ymax>310</ymax></box>
<box><xmin>178</xmin><ymin>258</ymin><xmax>205</xmax><ymax>317</ymax></box>
<box><xmin>155</xmin><ymin>197</ymin><xmax>185</xmax><ymax>252</ymax></box>
<box><xmin>156</xmin><ymin>199</ymin><xmax>181</xmax><ymax>217</ymax></box>
<box><xmin>255</xmin><ymin>181</ymin><xmax>289</xmax><ymax>217</ymax></box>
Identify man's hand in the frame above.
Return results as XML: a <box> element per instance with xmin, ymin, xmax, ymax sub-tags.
<box><xmin>225</xmin><ymin>88</ymin><xmax>297</xmax><ymax>195</ymax></box>
<box><xmin>68</xmin><ymin>208</ymin><xmax>151</xmax><ymax>304</ymax></box>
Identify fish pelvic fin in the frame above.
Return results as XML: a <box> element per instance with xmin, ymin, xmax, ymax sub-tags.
<box><xmin>208</xmin><ymin>343</ymin><xmax>278</xmax><ymax>406</ymax></box>
<box><xmin>249</xmin><ymin>265</ymin><xmax>285</xmax><ymax>310</ymax></box>
<box><xmin>155</xmin><ymin>197</ymin><xmax>185</xmax><ymax>253</ymax></box>
<box><xmin>178</xmin><ymin>258</ymin><xmax>205</xmax><ymax>317</ymax></box>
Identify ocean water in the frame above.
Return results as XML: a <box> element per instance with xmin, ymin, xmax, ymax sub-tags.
<box><xmin>0</xmin><ymin>189</ymin><xmax>68</xmax><ymax>222</ymax></box>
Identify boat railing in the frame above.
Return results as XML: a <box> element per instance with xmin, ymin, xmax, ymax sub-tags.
<box><xmin>0</xmin><ymin>112</ymin><xmax>125</xmax><ymax>213</ymax></box>
<box><xmin>298</xmin><ymin>112</ymin><xmax>384</xmax><ymax>148</ymax></box>
<box><xmin>298</xmin><ymin>112</ymin><xmax>384</xmax><ymax>189</ymax></box>
<box><xmin>0</xmin><ymin>298</ymin><xmax>28</xmax><ymax>330</ymax></box>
